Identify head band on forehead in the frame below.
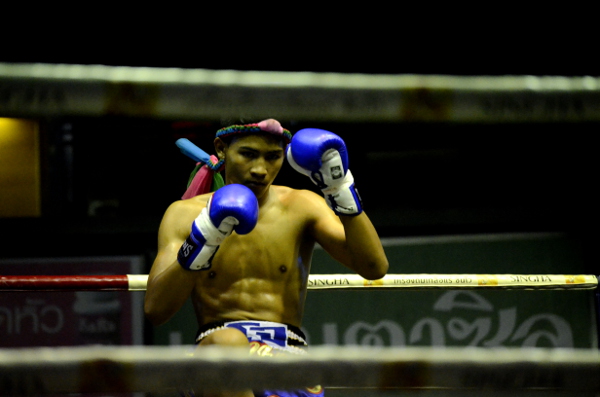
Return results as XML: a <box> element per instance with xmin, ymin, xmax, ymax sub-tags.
<box><xmin>179</xmin><ymin>119</ymin><xmax>291</xmax><ymax>200</ymax></box>
<box><xmin>216</xmin><ymin>118</ymin><xmax>292</xmax><ymax>144</ymax></box>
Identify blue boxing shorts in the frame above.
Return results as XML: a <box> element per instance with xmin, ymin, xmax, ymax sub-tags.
<box><xmin>196</xmin><ymin>320</ymin><xmax>324</xmax><ymax>397</ymax></box>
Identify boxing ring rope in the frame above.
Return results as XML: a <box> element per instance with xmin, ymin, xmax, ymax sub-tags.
<box><xmin>1</xmin><ymin>273</ymin><xmax>600</xmax><ymax>395</ymax></box>
<box><xmin>0</xmin><ymin>273</ymin><xmax>597</xmax><ymax>291</ymax></box>
<box><xmin>2</xmin><ymin>345</ymin><xmax>600</xmax><ymax>394</ymax></box>
<box><xmin>1</xmin><ymin>62</ymin><xmax>600</xmax><ymax>122</ymax></box>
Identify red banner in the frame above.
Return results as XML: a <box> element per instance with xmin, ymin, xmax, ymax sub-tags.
<box><xmin>0</xmin><ymin>256</ymin><xmax>144</xmax><ymax>347</ymax></box>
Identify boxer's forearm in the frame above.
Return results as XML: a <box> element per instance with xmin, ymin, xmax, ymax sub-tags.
<box><xmin>340</xmin><ymin>212</ymin><xmax>389</xmax><ymax>280</ymax></box>
<box><xmin>145</xmin><ymin>251</ymin><xmax>197</xmax><ymax>325</ymax></box>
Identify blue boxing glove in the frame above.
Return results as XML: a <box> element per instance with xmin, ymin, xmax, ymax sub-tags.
<box><xmin>286</xmin><ymin>128</ymin><xmax>363</xmax><ymax>216</ymax></box>
<box><xmin>178</xmin><ymin>184</ymin><xmax>259</xmax><ymax>270</ymax></box>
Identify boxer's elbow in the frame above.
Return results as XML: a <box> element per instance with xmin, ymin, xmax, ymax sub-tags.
<box><xmin>357</xmin><ymin>258</ymin><xmax>389</xmax><ymax>280</ymax></box>
<box><xmin>144</xmin><ymin>297</ymin><xmax>172</xmax><ymax>326</ymax></box>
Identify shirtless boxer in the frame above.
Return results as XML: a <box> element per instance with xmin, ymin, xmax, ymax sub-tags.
<box><xmin>144</xmin><ymin>119</ymin><xmax>389</xmax><ymax>397</ymax></box>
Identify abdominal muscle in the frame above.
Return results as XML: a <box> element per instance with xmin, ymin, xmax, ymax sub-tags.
<box><xmin>191</xmin><ymin>236</ymin><xmax>312</xmax><ymax>328</ymax></box>
<box><xmin>190</xmin><ymin>185</ymin><xmax>314</xmax><ymax>328</ymax></box>
<box><xmin>193</xmin><ymin>277</ymin><xmax>301</xmax><ymax>326</ymax></box>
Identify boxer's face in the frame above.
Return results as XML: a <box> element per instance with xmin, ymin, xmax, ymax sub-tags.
<box><xmin>215</xmin><ymin>134</ymin><xmax>285</xmax><ymax>198</ymax></box>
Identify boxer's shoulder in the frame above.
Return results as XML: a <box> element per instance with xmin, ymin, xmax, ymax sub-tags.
<box><xmin>271</xmin><ymin>185</ymin><xmax>326</xmax><ymax>208</ymax></box>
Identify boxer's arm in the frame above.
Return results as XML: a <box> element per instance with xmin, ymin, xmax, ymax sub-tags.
<box><xmin>337</xmin><ymin>212</ymin><xmax>389</xmax><ymax>279</ymax></box>
<box><xmin>287</xmin><ymin>128</ymin><xmax>388</xmax><ymax>279</ymax></box>
<box><xmin>145</xmin><ymin>185</ymin><xmax>258</xmax><ymax>325</ymax></box>
<box><xmin>303</xmin><ymin>190</ymin><xmax>389</xmax><ymax>280</ymax></box>
<box><xmin>144</xmin><ymin>200</ymin><xmax>203</xmax><ymax>326</ymax></box>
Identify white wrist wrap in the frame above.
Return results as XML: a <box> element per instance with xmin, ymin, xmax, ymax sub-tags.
<box><xmin>178</xmin><ymin>207</ymin><xmax>236</xmax><ymax>271</ymax></box>
<box><xmin>322</xmin><ymin>170</ymin><xmax>363</xmax><ymax>216</ymax></box>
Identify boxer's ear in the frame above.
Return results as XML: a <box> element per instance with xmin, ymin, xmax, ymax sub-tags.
<box><xmin>214</xmin><ymin>137</ymin><xmax>227</xmax><ymax>159</ymax></box>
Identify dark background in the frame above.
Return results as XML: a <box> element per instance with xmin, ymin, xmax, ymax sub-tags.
<box><xmin>0</xmin><ymin>50</ymin><xmax>597</xmax><ymax>275</ymax></box>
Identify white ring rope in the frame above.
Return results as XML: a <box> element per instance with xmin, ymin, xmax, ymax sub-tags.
<box><xmin>0</xmin><ymin>274</ymin><xmax>596</xmax><ymax>291</ymax></box>
<box><xmin>1</xmin><ymin>274</ymin><xmax>598</xmax><ymax>394</ymax></box>
<box><xmin>305</xmin><ymin>273</ymin><xmax>598</xmax><ymax>290</ymax></box>
<box><xmin>1</xmin><ymin>62</ymin><xmax>599</xmax><ymax>122</ymax></box>
<box><xmin>1</xmin><ymin>345</ymin><xmax>600</xmax><ymax>394</ymax></box>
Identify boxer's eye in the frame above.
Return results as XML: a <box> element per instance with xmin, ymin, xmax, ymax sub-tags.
<box><xmin>266</xmin><ymin>152</ymin><xmax>283</xmax><ymax>161</ymax></box>
<box><xmin>239</xmin><ymin>150</ymin><xmax>258</xmax><ymax>159</ymax></box>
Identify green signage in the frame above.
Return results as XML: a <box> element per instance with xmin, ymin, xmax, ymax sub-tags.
<box><xmin>152</xmin><ymin>232</ymin><xmax>595</xmax><ymax>349</ymax></box>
